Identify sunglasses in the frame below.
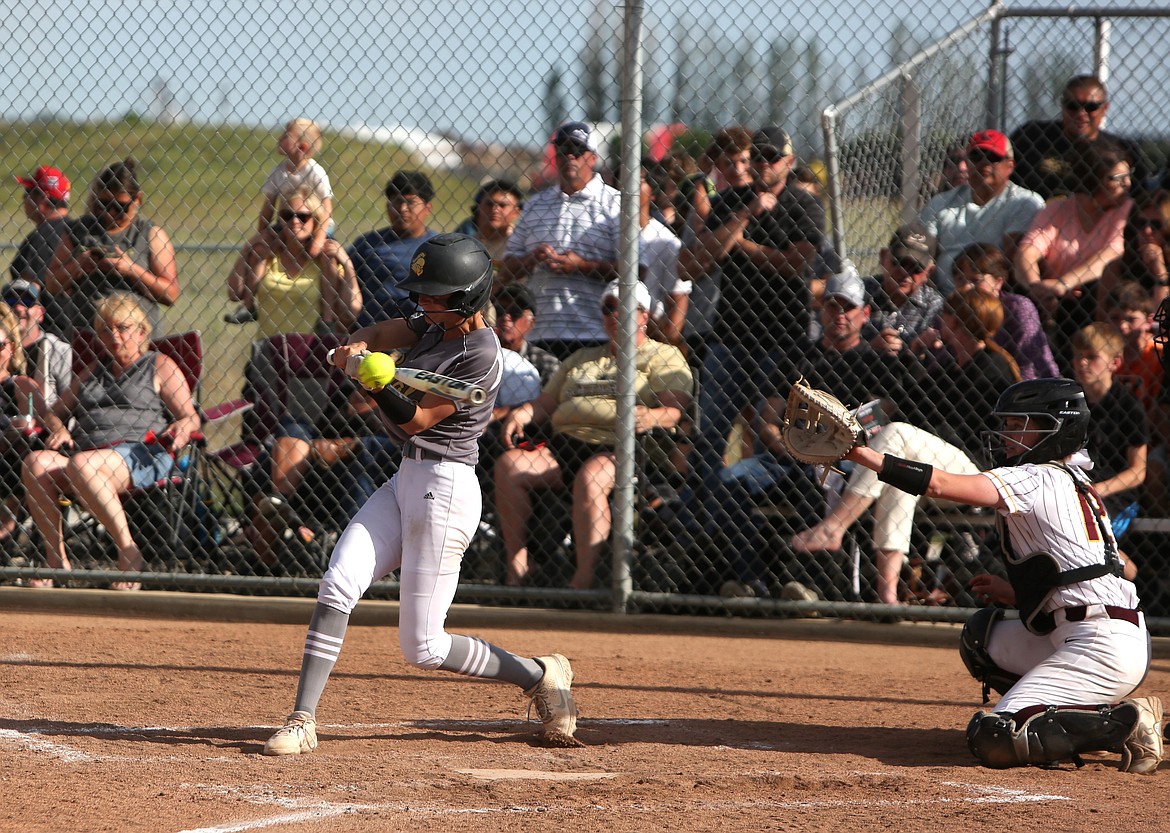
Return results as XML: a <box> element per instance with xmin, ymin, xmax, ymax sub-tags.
<box><xmin>1135</xmin><ymin>217</ymin><xmax>1164</xmax><ymax>231</ymax></box>
<box><xmin>823</xmin><ymin>297</ymin><xmax>858</xmax><ymax>312</ymax></box>
<box><xmin>966</xmin><ymin>150</ymin><xmax>1006</xmax><ymax>165</ymax></box>
<box><xmin>279</xmin><ymin>209</ymin><xmax>315</xmax><ymax>223</ymax></box>
<box><xmin>1108</xmin><ymin>171</ymin><xmax>1133</xmax><ymax>184</ymax></box>
<box><xmin>893</xmin><ymin>258</ymin><xmax>926</xmax><ymax>274</ymax></box>
<box><xmin>1063</xmin><ymin>99</ymin><xmax>1105</xmax><ymax>113</ymax></box>
<box><xmin>601</xmin><ymin>302</ymin><xmax>620</xmax><ymax>316</ymax></box>
<box><xmin>493</xmin><ymin>304</ymin><xmax>528</xmax><ymax>319</ymax></box>
<box><xmin>95</xmin><ymin>197</ymin><xmax>134</xmax><ymax>215</ymax></box>
<box><xmin>751</xmin><ymin>148</ymin><xmax>784</xmax><ymax>164</ymax></box>
<box><xmin>3</xmin><ymin>294</ymin><xmax>38</xmax><ymax>308</ymax></box>
<box><xmin>555</xmin><ymin>144</ymin><xmax>590</xmax><ymax>159</ymax></box>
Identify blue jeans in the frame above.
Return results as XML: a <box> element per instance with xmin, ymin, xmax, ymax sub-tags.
<box><xmin>718</xmin><ymin>454</ymin><xmax>824</xmax><ymax>584</ymax></box>
<box><xmin>259</xmin><ymin>417</ymin><xmax>400</xmax><ymax>529</ymax></box>
<box><xmin>345</xmin><ymin>436</ymin><xmax>401</xmax><ymax>520</ymax></box>
<box><xmin>693</xmin><ymin>343</ymin><xmax>797</xmax><ymax>534</ymax></box>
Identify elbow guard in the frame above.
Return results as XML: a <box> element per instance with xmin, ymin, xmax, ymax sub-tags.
<box><xmin>372</xmin><ymin>385</ymin><xmax>418</xmax><ymax>426</ymax></box>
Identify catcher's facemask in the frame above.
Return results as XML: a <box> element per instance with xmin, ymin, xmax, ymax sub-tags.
<box><xmin>982</xmin><ymin>413</ymin><xmax>1059</xmax><ymax>467</ymax></box>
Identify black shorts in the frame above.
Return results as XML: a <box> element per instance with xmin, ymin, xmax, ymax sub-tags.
<box><xmin>549</xmin><ymin>434</ymin><xmax>610</xmax><ymax>485</ymax></box>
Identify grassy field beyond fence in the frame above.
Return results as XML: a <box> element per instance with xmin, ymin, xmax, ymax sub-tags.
<box><xmin>1</xmin><ymin>118</ymin><xmax>489</xmax><ymax>451</ymax></box>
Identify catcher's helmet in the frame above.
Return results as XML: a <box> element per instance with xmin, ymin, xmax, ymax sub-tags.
<box><xmin>984</xmin><ymin>378</ymin><xmax>1090</xmax><ymax>466</ymax></box>
<box><xmin>400</xmin><ymin>233</ymin><xmax>493</xmax><ymax>318</ymax></box>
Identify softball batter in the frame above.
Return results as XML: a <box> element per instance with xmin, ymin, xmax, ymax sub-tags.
<box><xmin>840</xmin><ymin>378</ymin><xmax>1162</xmax><ymax>772</ymax></box>
<box><xmin>262</xmin><ymin>234</ymin><xmax>582</xmax><ymax>755</ymax></box>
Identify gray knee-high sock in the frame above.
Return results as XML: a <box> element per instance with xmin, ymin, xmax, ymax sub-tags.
<box><xmin>440</xmin><ymin>634</ymin><xmax>543</xmax><ymax>689</ymax></box>
<box><xmin>292</xmin><ymin>603</ymin><xmax>350</xmax><ymax>715</ymax></box>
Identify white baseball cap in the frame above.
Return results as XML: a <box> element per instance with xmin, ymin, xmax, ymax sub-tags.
<box><xmin>823</xmin><ymin>263</ymin><xmax>867</xmax><ymax>308</ymax></box>
<box><xmin>602</xmin><ymin>279</ymin><xmax>651</xmax><ymax>311</ymax></box>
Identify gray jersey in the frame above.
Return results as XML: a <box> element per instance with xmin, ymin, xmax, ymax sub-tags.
<box><xmin>386</xmin><ymin>322</ymin><xmax>502</xmax><ymax>465</ymax></box>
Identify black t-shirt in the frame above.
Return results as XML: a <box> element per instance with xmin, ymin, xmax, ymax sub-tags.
<box><xmin>10</xmin><ymin>217</ymin><xmax>70</xmax><ymax>284</ymax></box>
<box><xmin>1009</xmin><ymin>120</ymin><xmax>1149</xmax><ymax>200</ymax></box>
<box><xmin>914</xmin><ymin>349</ymin><xmax>1017</xmax><ymax>463</ymax></box>
<box><xmin>706</xmin><ymin>185</ymin><xmax>824</xmax><ymax>351</ymax></box>
<box><xmin>1087</xmin><ymin>381</ymin><xmax>1149</xmax><ymax>485</ymax></box>
<box><xmin>768</xmin><ymin>338</ymin><xmax>920</xmax><ymax>420</ymax></box>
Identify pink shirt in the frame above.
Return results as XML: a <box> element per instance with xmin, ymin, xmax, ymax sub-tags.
<box><xmin>1019</xmin><ymin>196</ymin><xmax>1132</xmax><ymax>277</ymax></box>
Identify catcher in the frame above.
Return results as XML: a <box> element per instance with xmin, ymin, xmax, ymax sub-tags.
<box><xmin>781</xmin><ymin>377</ymin><xmax>1163</xmax><ymax>772</ymax></box>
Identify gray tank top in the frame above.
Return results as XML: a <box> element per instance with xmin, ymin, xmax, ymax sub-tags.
<box><xmin>73</xmin><ymin>352</ymin><xmax>167</xmax><ymax>449</ymax></box>
<box><xmin>69</xmin><ymin>215</ymin><xmax>164</xmax><ymax>335</ymax></box>
<box><xmin>386</xmin><ymin>322</ymin><xmax>502</xmax><ymax>465</ymax></box>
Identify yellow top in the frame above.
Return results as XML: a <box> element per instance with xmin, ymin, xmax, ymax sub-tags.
<box><xmin>256</xmin><ymin>255</ymin><xmax>323</xmax><ymax>338</ymax></box>
<box><xmin>546</xmin><ymin>339</ymin><xmax>692</xmax><ymax>446</ymax></box>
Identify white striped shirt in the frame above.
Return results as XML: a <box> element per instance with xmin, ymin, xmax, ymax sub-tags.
<box><xmin>505</xmin><ymin>174</ymin><xmax>620</xmax><ymax>342</ymax></box>
<box><xmin>983</xmin><ymin>461</ymin><xmax>1137</xmax><ymax>610</ymax></box>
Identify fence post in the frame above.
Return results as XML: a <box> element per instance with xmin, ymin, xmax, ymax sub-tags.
<box><xmin>612</xmin><ymin>0</ymin><xmax>645</xmax><ymax>615</ymax></box>
<box><xmin>821</xmin><ymin>105</ymin><xmax>847</xmax><ymax>263</ymax></box>
<box><xmin>899</xmin><ymin>73</ymin><xmax>922</xmax><ymax>224</ymax></box>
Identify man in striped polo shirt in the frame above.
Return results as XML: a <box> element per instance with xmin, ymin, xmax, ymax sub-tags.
<box><xmin>500</xmin><ymin>122</ymin><xmax>619</xmax><ymax>360</ymax></box>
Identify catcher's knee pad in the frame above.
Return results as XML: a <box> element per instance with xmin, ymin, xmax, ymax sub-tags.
<box><xmin>959</xmin><ymin>607</ymin><xmax>1020</xmax><ymax>702</ymax></box>
<box><xmin>967</xmin><ymin>705</ymin><xmax>1137</xmax><ymax>769</ymax></box>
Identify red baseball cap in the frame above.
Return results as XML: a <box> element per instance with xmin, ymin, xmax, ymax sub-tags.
<box><xmin>15</xmin><ymin>166</ymin><xmax>71</xmax><ymax>201</ymax></box>
<box><xmin>966</xmin><ymin>130</ymin><xmax>1013</xmax><ymax>160</ymax></box>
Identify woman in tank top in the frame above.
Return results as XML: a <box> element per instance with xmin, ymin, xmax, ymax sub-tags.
<box><xmin>44</xmin><ymin>158</ymin><xmax>179</xmax><ymax>337</ymax></box>
<box><xmin>227</xmin><ymin>187</ymin><xmax>360</xmax><ymax>337</ymax></box>
<box><xmin>22</xmin><ymin>294</ymin><xmax>199</xmax><ymax>590</ymax></box>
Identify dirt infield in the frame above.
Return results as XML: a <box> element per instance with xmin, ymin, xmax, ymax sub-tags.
<box><xmin>2</xmin><ymin>590</ymin><xmax>1168</xmax><ymax>833</ymax></box>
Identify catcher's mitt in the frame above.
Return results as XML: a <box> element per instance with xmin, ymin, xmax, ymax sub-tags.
<box><xmin>780</xmin><ymin>377</ymin><xmax>866</xmax><ymax>465</ymax></box>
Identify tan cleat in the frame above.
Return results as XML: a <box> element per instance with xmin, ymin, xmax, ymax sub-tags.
<box><xmin>1121</xmin><ymin>696</ymin><xmax>1163</xmax><ymax>774</ymax></box>
<box><xmin>525</xmin><ymin>654</ymin><xmax>584</xmax><ymax>747</ymax></box>
<box><xmin>262</xmin><ymin>710</ymin><xmax>318</xmax><ymax>756</ymax></box>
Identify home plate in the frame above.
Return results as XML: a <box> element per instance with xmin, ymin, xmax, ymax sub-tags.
<box><xmin>456</xmin><ymin>769</ymin><xmax>618</xmax><ymax>782</ymax></box>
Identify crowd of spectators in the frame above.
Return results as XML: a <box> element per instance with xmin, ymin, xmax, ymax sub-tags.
<box><xmin>6</xmin><ymin>82</ymin><xmax>1170</xmax><ymax>604</ymax></box>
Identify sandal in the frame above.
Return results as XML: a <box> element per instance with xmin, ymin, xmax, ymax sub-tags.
<box><xmin>114</xmin><ymin>544</ymin><xmax>145</xmax><ymax>592</ymax></box>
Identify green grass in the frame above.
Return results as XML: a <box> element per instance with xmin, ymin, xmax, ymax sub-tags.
<box><xmin>1</xmin><ymin>118</ymin><xmax>485</xmax><ymax>449</ymax></box>
<box><xmin>0</xmin><ymin>118</ymin><xmax>481</xmax><ymax>240</ymax></box>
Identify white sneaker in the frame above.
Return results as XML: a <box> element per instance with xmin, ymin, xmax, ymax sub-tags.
<box><xmin>1121</xmin><ymin>696</ymin><xmax>1163</xmax><ymax>774</ymax></box>
<box><xmin>526</xmin><ymin>654</ymin><xmax>584</xmax><ymax>747</ymax></box>
<box><xmin>263</xmin><ymin>710</ymin><xmax>318</xmax><ymax>756</ymax></box>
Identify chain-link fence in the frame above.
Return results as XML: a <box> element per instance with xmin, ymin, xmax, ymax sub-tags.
<box><xmin>1</xmin><ymin>2</ymin><xmax>1168</xmax><ymax>626</ymax></box>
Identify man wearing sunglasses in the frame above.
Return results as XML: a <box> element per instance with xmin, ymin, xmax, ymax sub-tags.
<box><xmin>11</xmin><ymin>166</ymin><xmax>73</xmax><ymax>334</ymax></box>
<box><xmin>864</xmin><ymin>224</ymin><xmax>944</xmax><ymax>357</ymax></box>
<box><xmin>919</xmin><ymin>130</ymin><xmax>1044</xmax><ymax>297</ymax></box>
<box><xmin>1</xmin><ymin>279</ymin><xmax>71</xmax><ymax>408</ymax></box>
<box><xmin>500</xmin><ymin>121</ymin><xmax>620</xmax><ymax>360</ymax></box>
<box><xmin>12</xmin><ymin>166</ymin><xmax>71</xmax><ymax>286</ymax></box>
<box><xmin>1010</xmin><ymin>74</ymin><xmax>1148</xmax><ymax>200</ymax></box>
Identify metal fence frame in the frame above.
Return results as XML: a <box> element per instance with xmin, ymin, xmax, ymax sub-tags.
<box><xmin>3</xmin><ymin>2</ymin><xmax>1169</xmax><ymax>633</ymax></box>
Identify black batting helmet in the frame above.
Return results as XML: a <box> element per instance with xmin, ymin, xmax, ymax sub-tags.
<box><xmin>984</xmin><ymin>378</ymin><xmax>1090</xmax><ymax>466</ymax></box>
<box><xmin>400</xmin><ymin>233</ymin><xmax>494</xmax><ymax>318</ymax></box>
